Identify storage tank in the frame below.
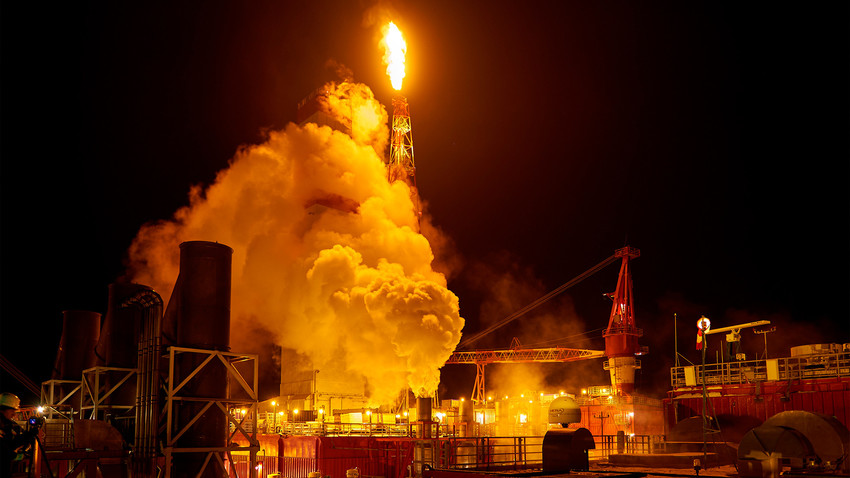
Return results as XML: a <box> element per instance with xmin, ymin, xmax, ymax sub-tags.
<box><xmin>458</xmin><ymin>399</ymin><xmax>474</xmax><ymax>437</ymax></box>
<box><xmin>163</xmin><ymin>241</ymin><xmax>232</xmax><ymax>350</ymax></box>
<box><xmin>53</xmin><ymin>310</ymin><xmax>101</xmax><ymax>380</ymax></box>
<box><xmin>94</xmin><ymin>283</ymin><xmax>153</xmax><ymax>410</ymax></box>
<box><xmin>49</xmin><ymin>310</ymin><xmax>100</xmax><ymax>418</ymax></box>
<box><xmin>96</xmin><ymin>282</ymin><xmax>153</xmax><ymax>367</ymax></box>
<box><xmin>165</xmin><ymin>241</ymin><xmax>233</xmax><ymax>478</ymax></box>
<box><xmin>417</xmin><ymin>397</ymin><xmax>432</xmax><ymax>438</ymax></box>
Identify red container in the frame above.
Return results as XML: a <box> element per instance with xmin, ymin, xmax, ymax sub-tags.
<box><xmin>663</xmin><ymin>376</ymin><xmax>850</xmax><ymax>434</ymax></box>
<box><xmin>278</xmin><ymin>435</ymin><xmax>415</xmax><ymax>478</ymax></box>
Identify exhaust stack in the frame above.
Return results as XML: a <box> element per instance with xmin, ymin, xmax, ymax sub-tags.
<box><xmin>417</xmin><ymin>396</ymin><xmax>432</xmax><ymax>438</ymax></box>
<box><xmin>164</xmin><ymin>241</ymin><xmax>233</xmax><ymax>478</ymax></box>
<box><xmin>53</xmin><ymin>310</ymin><xmax>101</xmax><ymax>380</ymax></box>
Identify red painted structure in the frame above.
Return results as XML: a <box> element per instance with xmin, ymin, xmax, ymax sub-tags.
<box><xmin>664</xmin><ymin>376</ymin><xmax>850</xmax><ymax>433</ymax></box>
<box><xmin>663</xmin><ymin>349</ymin><xmax>850</xmax><ymax>434</ymax></box>
<box><xmin>278</xmin><ymin>435</ymin><xmax>415</xmax><ymax>478</ymax></box>
<box><xmin>602</xmin><ymin>246</ymin><xmax>644</xmax><ymax>394</ymax></box>
<box><xmin>388</xmin><ymin>96</ymin><xmax>415</xmax><ymax>185</ymax></box>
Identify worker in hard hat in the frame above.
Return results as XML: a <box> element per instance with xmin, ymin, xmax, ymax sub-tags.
<box><xmin>1</xmin><ymin>393</ymin><xmax>39</xmax><ymax>477</ymax></box>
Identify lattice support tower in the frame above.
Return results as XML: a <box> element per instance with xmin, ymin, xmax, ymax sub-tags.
<box><xmin>602</xmin><ymin>246</ymin><xmax>645</xmax><ymax>395</ymax></box>
<box><xmin>387</xmin><ymin>95</ymin><xmax>422</xmax><ymax>225</ymax></box>
<box><xmin>388</xmin><ymin>96</ymin><xmax>415</xmax><ymax>182</ymax></box>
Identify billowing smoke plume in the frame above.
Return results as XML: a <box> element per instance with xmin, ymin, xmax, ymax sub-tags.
<box><xmin>126</xmin><ymin>81</ymin><xmax>464</xmax><ymax>403</ymax></box>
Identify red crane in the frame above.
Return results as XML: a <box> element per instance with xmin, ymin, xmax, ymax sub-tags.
<box><xmin>602</xmin><ymin>246</ymin><xmax>645</xmax><ymax>394</ymax></box>
<box><xmin>447</xmin><ymin>246</ymin><xmax>646</xmax><ymax>402</ymax></box>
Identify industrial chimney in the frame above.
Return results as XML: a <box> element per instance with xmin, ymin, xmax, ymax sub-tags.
<box><xmin>417</xmin><ymin>396</ymin><xmax>433</xmax><ymax>439</ymax></box>
<box><xmin>164</xmin><ymin>241</ymin><xmax>233</xmax><ymax>478</ymax></box>
<box><xmin>163</xmin><ymin>241</ymin><xmax>232</xmax><ymax>351</ymax></box>
<box><xmin>94</xmin><ymin>283</ymin><xmax>153</xmax><ymax>412</ymax></box>
<box><xmin>48</xmin><ymin>310</ymin><xmax>100</xmax><ymax>419</ymax></box>
<box><xmin>96</xmin><ymin>283</ymin><xmax>153</xmax><ymax>367</ymax></box>
<box><xmin>53</xmin><ymin>310</ymin><xmax>101</xmax><ymax>380</ymax></box>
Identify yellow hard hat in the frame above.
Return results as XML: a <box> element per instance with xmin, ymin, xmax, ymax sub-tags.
<box><xmin>0</xmin><ymin>393</ymin><xmax>21</xmax><ymax>410</ymax></box>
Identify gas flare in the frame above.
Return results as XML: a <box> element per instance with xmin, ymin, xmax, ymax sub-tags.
<box><xmin>126</xmin><ymin>81</ymin><xmax>463</xmax><ymax>403</ymax></box>
<box><xmin>382</xmin><ymin>22</ymin><xmax>406</xmax><ymax>90</ymax></box>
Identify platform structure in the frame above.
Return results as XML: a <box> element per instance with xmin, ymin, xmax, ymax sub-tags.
<box><xmin>665</xmin><ymin>348</ymin><xmax>850</xmax><ymax>432</ymax></box>
<box><xmin>161</xmin><ymin>345</ymin><xmax>260</xmax><ymax>478</ymax></box>
<box><xmin>40</xmin><ymin>379</ymin><xmax>82</xmax><ymax>420</ymax></box>
<box><xmin>80</xmin><ymin>366</ymin><xmax>137</xmax><ymax>420</ymax></box>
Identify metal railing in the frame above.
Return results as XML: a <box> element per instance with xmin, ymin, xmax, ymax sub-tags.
<box><xmin>229</xmin><ymin>452</ymin><xmax>279</xmax><ymax>478</ymax></box>
<box><xmin>277</xmin><ymin>421</ymin><xmax>477</xmax><ymax>438</ymax></box>
<box><xmin>42</xmin><ymin>420</ymin><xmax>74</xmax><ymax>449</ymax></box>
<box><xmin>266</xmin><ymin>432</ymin><xmax>657</xmax><ymax>478</ymax></box>
<box><xmin>590</xmin><ymin>434</ymin><xmax>653</xmax><ymax>459</ymax></box>
<box><xmin>670</xmin><ymin>351</ymin><xmax>850</xmax><ymax>388</ymax></box>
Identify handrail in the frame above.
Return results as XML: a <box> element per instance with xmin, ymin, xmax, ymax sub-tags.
<box><xmin>670</xmin><ymin>351</ymin><xmax>850</xmax><ymax>388</ymax></box>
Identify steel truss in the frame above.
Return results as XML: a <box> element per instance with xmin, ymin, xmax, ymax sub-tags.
<box><xmin>446</xmin><ymin>347</ymin><xmax>605</xmax><ymax>404</ymax></box>
<box><xmin>80</xmin><ymin>366</ymin><xmax>137</xmax><ymax>419</ymax></box>
<box><xmin>40</xmin><ymin>379</ymin><xmax>82</xmax><ymax>420</ymax></box>
<box><xmin>162</xmin><ymin>345</ymin><xmax>260</xmax><ymax>478</ymax></box>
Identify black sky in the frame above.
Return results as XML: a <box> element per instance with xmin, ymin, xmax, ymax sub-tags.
<box><xmin>2</xmin><ymin>2</ymin><xmax>848</xmax><ymax>402</ymax></box>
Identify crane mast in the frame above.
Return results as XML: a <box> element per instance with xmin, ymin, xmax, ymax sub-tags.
<box><xmin>602</xmin><ymin>246</ymin><xmax>645</xmax><ymax>395</ymax></box>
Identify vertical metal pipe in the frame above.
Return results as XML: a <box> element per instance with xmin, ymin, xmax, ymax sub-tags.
<box><xmin>126</xmin><ymin>290</ymin><xmax>163</xmax><ymax>478</ymax></box>
<box><xmin>674</xmin><ymin>313</ymin><xmax>679</xmax><ymax>368</ymax></box>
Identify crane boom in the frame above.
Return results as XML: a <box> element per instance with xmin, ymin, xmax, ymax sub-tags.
<box><xmin>446</xmin><ymin>347</ymin><xmax>605</xmax><ymax>365</ymax></box>
<box><xmin>457</xmin><ymin>252</ymin><xmax>621</xmax><ymax>349</ymax></box>
<box><xmin>705</xmin><ymin>320</ymin><xmax>771</xmax><ymax>335</ymax></box>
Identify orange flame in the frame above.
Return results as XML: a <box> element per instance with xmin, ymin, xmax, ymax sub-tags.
<box><xmin>382</xmin><ymin>22</ymin><xmax>406</xmax><ymax>90</ymax></box>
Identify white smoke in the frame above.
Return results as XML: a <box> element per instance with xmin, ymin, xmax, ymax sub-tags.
<box><xmin>127</xmin><ymin>81</ymin><xmax>464</xmax><ymax>403</ymax></box>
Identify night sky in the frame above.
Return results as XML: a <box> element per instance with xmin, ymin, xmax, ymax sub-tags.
<box><xmin>2</xmin><ymin>2</ymin><xmax>848</xmax><ymax>403</ymax></box>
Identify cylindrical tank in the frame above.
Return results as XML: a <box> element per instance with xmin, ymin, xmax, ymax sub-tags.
<box><xmin>167</xmin><ymin>241</ymin><xmax>233</xmax><ymax>478</ymax></box>
<box><xmin>53</xmin><ymin>310</ymin><xmax>101</xmax><ymax>380</ymax></box>
<box><xmin>95</xmin><ymin>283</ymin><xmax>153</xmax><ymax>410</ymax></box>
<box><xmin>417</xmin><ymin>397</ymin><xmax>432</xmax><ymax>438</ymax></box>
<box><xmin>606</xmin><ymin>356</ymin><xmax>637</xmax><ymax>394</ymax></box>
<box><xmin>96</xmin><ymin>282</ymin><xmax>153</xmax><ymax>367</ymax></box>
<box><xmin>169</xmin><ymin>241</ymin><xmax>232</xmax><ymax>350</ymax></box>
<box><xmin>459</xmin><ymin>399</ymin><xmax>474</xmax><ymax>437</ymax></box>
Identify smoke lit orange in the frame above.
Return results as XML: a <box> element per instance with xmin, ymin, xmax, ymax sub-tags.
<box><xmin>382</xmin><ymin>22</ymin><xmax>406</xmax><ymax>90</ymax></box>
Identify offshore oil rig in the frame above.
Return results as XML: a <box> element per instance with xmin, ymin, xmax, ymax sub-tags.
<box><xmin>8</xmin><ymin>234</ymin><xmax>850</xmax><ymax>477</ymax></box>
<box><xmin>4</xmin><ymin>78</ymin><xmax>848</xmax><ymax>478</ymax></box>
<box><xmin>3</xmin><ymin>21</ymin><xmax>849</xmax><ymax>478</ymax></box>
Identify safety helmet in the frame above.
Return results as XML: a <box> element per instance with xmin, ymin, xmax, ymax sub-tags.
<box><xmin>0</xmin><ymin>393</ymin><xmax>21</xmax><ymax>410</ymax></box>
